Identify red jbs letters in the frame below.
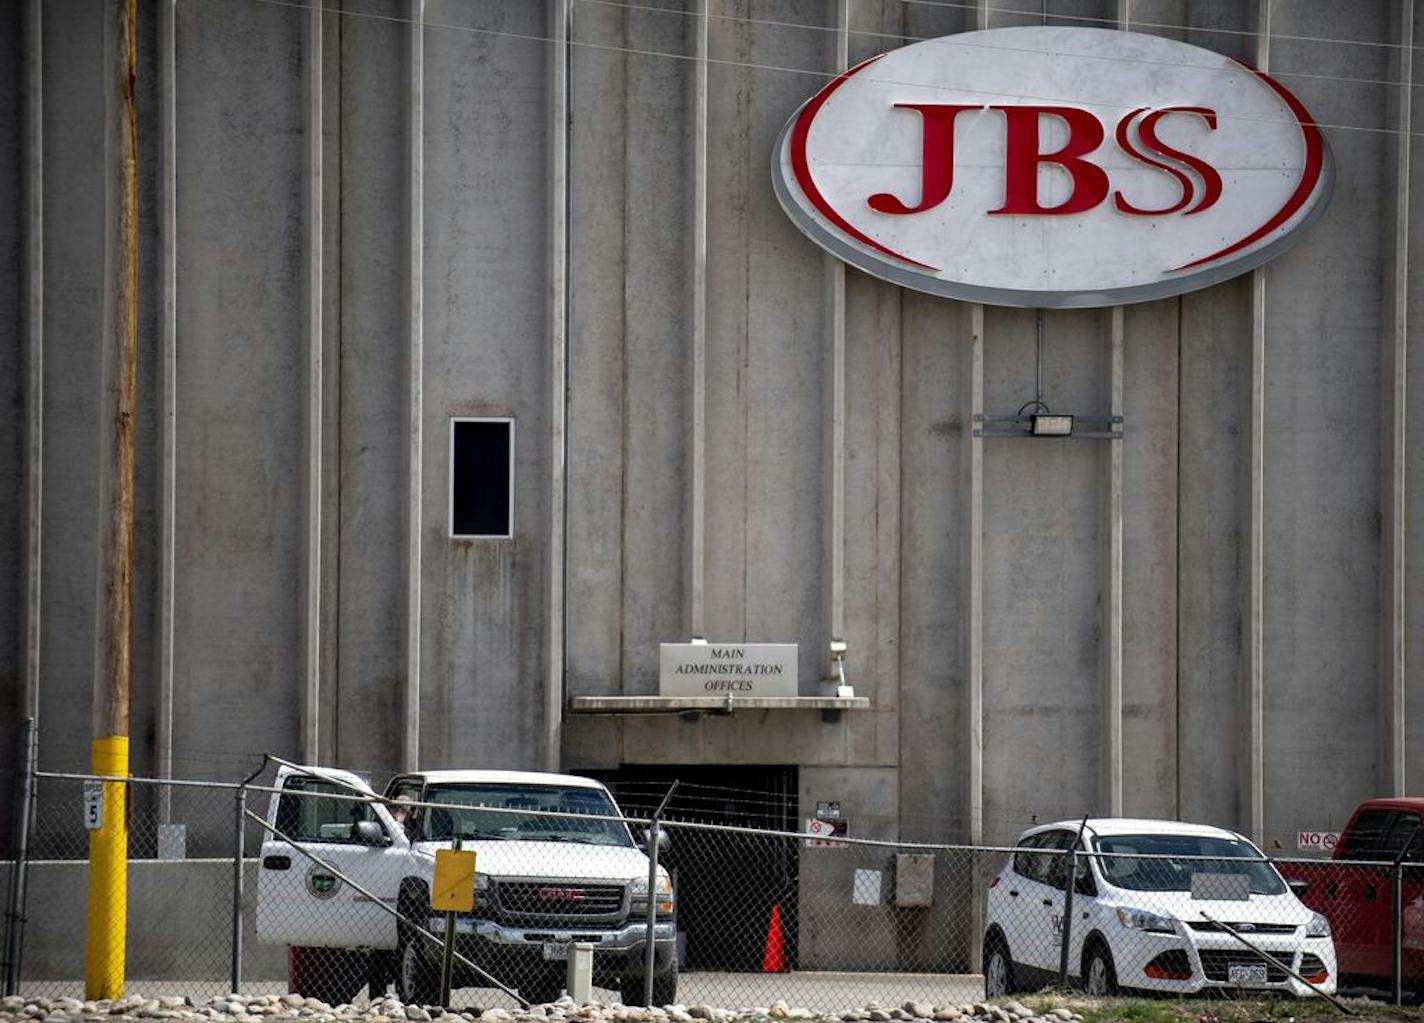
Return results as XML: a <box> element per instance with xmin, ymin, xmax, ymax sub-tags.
<box><xmin>868</xmin><ymin>104</ymin><xmax>1221</xmax><ymax>217</ymax></box>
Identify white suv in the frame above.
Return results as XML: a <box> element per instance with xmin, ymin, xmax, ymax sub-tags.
<box><xmin>983</xmin><ymin>818</ymin><xmax>1336</xmax><ymax>998</ymax></box>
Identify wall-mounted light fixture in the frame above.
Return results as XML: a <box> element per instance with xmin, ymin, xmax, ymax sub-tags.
<box><xmin>974</xmin><ymin>401</ymin><xmax>1121</xmax><ymax>440</ymax></box>
<box><xmin>971</xmin><ymin>315</ymin><xmax>1123</xmax><ymax>441</ymax></box>
<box><xmin>1031</xmin><ymin>413</ymin><xmax>1074</xmax><ymax>437</ymax></box>
<box><xmin>974</xmin><ymin>407</ymin><xmax>1116</xmax><ymax>441</ymax></box>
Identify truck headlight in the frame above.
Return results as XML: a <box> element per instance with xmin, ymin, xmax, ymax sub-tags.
<box><xmin>631</xmin><ymin>874</ymin><xmax>674</xmax><ymax>913</ymax></box>
<box><xmin>469</xmin><ymin>872</ymin><xmax>490</xmax><ymax>911</ymax></box>
<box><xmin>1116</xmin><ymin>908</ymin><xmax>1177</xmax><ymax>934</ymax></box>
<box><xmin>1306</xmin><ymin>912</ymin><xmax>1330</xmax><ymax>938</ymax></box>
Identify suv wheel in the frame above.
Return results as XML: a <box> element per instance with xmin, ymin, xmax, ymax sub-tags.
<box><xmin>983</xmin><ymin>934</ymin><xmax>1016</xmax><ymax>998</ymax></box>
<box><xmin>1082</xmin><ymin>941</ymin><xmax>1118</xmax><ymax>996</ymax></box>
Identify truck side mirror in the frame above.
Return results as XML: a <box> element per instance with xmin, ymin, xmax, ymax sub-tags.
<box><xmin>1287</xmin><ymin>878</ymin><xmax>1309</xmax><ymax>898</ymax></box>
<box><xmin>641</xmin><ymin>828</ymin><xmax>671</xmax><ymax>854</ymax></box>
<box><xmin>353</xmin><ymin>820</ymin><xmax>391</xmax><ymax>847</ymax></box>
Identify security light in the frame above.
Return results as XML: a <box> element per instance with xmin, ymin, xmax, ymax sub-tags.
<box><xmin>1031</xmin><ymin>414</ymin><xmax>1074</xmax><ymax>437</ymax></box>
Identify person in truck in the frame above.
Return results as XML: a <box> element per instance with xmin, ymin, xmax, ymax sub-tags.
<box><xmin>389</xmin><ymin>793</ymin><xmax>417</xmax><ymax>841</ymax></box>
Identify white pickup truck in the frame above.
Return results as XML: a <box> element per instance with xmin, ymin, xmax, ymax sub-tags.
<box><xmin>254</xmin><ymin>765</ymin><xmax>677</xmax><ymax>1007</ymax></box>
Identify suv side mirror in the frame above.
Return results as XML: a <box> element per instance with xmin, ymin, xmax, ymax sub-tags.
<box><xmin>1287</xmin><ymin>878</ymin><xmax>1309</xmax><ymax>898</ymax></box>
<box><xmin>353</xmin><ymin>820</ymin><xmax>391</xmax><ymax>847</ymax></box>
<box><xmin>640</xmin><ymin>828</ymin><xmax>671</xmax><ymax>854</ymax></box>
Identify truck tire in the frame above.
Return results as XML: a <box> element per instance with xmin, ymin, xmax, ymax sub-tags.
<box><xmin>396</xmin><ymin>923</ymin><xmax>439</xmax><ymax>1006</ymax></box>
<box><xmin>519</xmin><ymin>972</ymin><xmax>565</xmax><ymax>1006</ymax></box>
<box><xmin>619</xmin><ymin>959</ymin><xmax>677</xmax><ymax>1007</ymax></box>
<box><xmin>288</xmin><ymin>945</ymin><xmax>366</xmax><ymax>1007</ymax></box>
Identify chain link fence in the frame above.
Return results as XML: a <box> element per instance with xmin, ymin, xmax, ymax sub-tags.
<box><xmin>1</xmin><ymin>763</ymin><xmax>1412</xmax><ymax>1012</ymax></box>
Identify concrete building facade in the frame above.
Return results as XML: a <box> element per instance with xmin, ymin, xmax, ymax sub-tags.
<box><xmin>2</xmin><ymin>0</ymin><xmax>1423</xmax><ymax>967</ymax></box>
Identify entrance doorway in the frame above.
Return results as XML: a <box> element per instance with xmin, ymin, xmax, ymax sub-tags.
<box><xmin>586</xmin><ymin>764</ymin><xmax>799</xmax><ymax>971</ymax></box>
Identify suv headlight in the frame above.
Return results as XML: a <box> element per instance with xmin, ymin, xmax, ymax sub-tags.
<box><xmin>631</xmin><ymin>874</ymin><xmax>674</xmax><ymax>913</ymax></box>
<box><xmin>1306</xmin><ymin>912</ymin><xmax>1330</xmax><ymax>938</ymax></box>
<box><xmin>475</xmin><ymin>872</ymin><xmax>490</xmax><ymax>891</ymax></box>
<box><xmin>1116</xmin><ymin>908</ymin><xmax>1177</xmax><ymax>934</ymax></box>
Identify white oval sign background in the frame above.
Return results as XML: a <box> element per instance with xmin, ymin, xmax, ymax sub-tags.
<box><xmin>772</xmin><ymin>27</ymin><xmax>1333</xmax><ymax>308</ymax></box>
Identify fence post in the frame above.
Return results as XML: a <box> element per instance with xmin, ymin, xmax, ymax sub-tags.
<box><xmin>232</xmin><ymin>787</ymin><xmax>246</xmax><ymax>995</ymax></box>
<box><xmin>1393</xmin><ymin>859</ymin><xmax>1403</xmax><ymax>1006</ymax></box>
<box><xmin>643</xmin><ymin>781</ymin><xmax>680</xmax><ymax>1007</ymax></box>
<box><xmin>3</xmin><ymin>718</ymin><xmax>37</xmax><ymax>996</ymax></box>
<box><xmin>233</xmin><ymin>758</ymin><xmax>266</xmax><ymax>995</ymax></box>
<box><xmin>1058</xmin><ymin>816</ymin><xmax>1088</xmax><ymax>989</ymax></box>
<box><xmin>1057</xmin><ymin>846</ymin><xmax>1077</xmax><ymax>988</ymax></box>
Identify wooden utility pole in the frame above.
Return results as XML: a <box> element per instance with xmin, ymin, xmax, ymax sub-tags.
<box><xmin>85</xmin><ymin>0</ymin><xmax>137</xmax><ymax>999</ymax></box>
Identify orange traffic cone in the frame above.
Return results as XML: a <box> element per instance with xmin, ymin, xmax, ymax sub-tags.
<box><xmin>761</xmin><ymin>903</ymin><xmax>787</xmax><ymax>973</ymax></box>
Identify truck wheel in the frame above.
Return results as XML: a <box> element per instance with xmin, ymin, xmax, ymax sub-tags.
<box><xmin>288</xmin><ymin>946</ymin><xmax>366</xmax><ymax>1007</ymax></box>
<box><xmin>396</xmin><ymin>925</ymin><xmax>439</xmax><ymax>1006</ymax></box>
<box><xmin>619</xmin><ymin>959</ymin><xmax>677</xmax><ymax>1007</ymax></box>
<box><xmin>366</xmin><ymin>949</ymin><xmax>395</xmax><ymax>998</ymax></box>
<box><xmin>651</xmin><ymin>961</ymin><xmax>678</xmax><ymax>1007</ymax></box>
<box><xmin>519</xmin><ymin>973</ymin><xmax>565</xmax><ymax>1006</ymax></box>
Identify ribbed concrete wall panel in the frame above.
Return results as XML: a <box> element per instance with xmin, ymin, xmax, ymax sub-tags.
<box><xmin>567</xmin><ymin>2</ymin><xmax>632</xmax><ymax>700</ymax></box>
<box><xmin>618</xmin><ymin>4</ymin><xmax>694</xmax><ymax>697</ymax></box>
<box><xmin>171</xmin><ymin>2</ymin><xmax>306</xmax><ymax>782</ymax></box>
<box><xmin>982</xmin><ymin>307</ymin><xmax>1106</xmax><ymax>840</ymax></box>
<box><xmin>0</xmin><ymin>0</ymin><xmax>24</xmax><ymax>790</ymax></box>
<box><xmin>1260</xmin><ymin>2</ymin><xmax>1389</xmax><ymax>849</ymax></box>
<box><xmin>1176</xmin><ymin>278</ymin><xmax>1251</xmax><ymax>832</ymax></box>
<box><xmin>38</xmin><ymin>2</ymin><xmax>107</xmax><ymax>776</ymax></box>
<box><xmin>1121</xmin><ymin>300</ymin><xmax>1180</xmax><ymax>820</ymax></box>
<box><xmin>421</xmin><ymin>0</ymin><xmax>550</xmax><ymax>768</ymax></box>
<box><xmin>332</xmin><ymin>2</ymin><xmax>407</xmax><ymax>773</ymax></box>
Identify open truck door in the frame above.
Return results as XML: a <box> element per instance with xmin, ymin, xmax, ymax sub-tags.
<box><xmin>254</xmin><ymin>764</ymin><xmax>409</xmax><ymax>1002</ymax></box>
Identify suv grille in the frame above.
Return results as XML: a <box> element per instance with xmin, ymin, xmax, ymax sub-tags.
<box><xmin>1188</xmin><ymin>921</ymin><xmax>1297</xmax><ymax>935</ymax></box>
<box><xmin>1199</xmin><ymin>950</ymin><xmax>1289</xmax><ymax>984</ymax></box>
<box><xmin>493</xmin><ymin>882</ymin><xmax>626</xmax><ymax>920</ymax></box>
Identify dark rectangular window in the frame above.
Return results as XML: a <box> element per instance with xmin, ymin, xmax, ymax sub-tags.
<box><xmin>274</xmin><ymin>777</ymin><xmax>374</xmax><ymax>844</ymax></box>
<box><xmin>450</xmin><ymin>418</ymin><xmax>513</xmax><ymax>538</ymax></box>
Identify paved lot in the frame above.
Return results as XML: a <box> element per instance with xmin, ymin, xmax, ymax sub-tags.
<box><xmin>17</xmin><ymin>974</ymin><xmax>986</xmax><ymax>1013</ymax></box>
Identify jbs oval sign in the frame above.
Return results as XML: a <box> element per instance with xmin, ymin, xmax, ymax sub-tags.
<box><xmin>771</xmin><ymin>27</ymin><xmax>1333</xmax><ymax>308</ymax></box>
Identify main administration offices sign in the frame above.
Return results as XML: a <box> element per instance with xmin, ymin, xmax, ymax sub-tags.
<box><xmin>660</xmin><ymin>644</ymin><xmax>798</xmax><ymax>697</ymax></box>
<box><xmin>772</xmin><ymin>27</ymin><xmax>1333</xmax><ymax>308</ymax></box>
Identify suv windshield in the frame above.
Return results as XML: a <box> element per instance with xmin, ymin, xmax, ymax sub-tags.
<box><xmin>1093</xmin><ymin>833</ymin><xmax>1285</xmax><ymax>895</ymax></box>
<box><xmin>420</xmin><ymin>784</ymin><xmax>632</xmax><ymax>847</ymax></box>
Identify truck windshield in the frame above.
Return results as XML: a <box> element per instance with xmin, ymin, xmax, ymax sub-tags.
<box><xmin>1093</xmin><ymin>834</ymin><xmax>1285</xmax><ymax>895</ymax></box>
<box><xmin>421</xmin><ymin>784</ymin><xmax>633</xmax><ymax>847</ymax></box>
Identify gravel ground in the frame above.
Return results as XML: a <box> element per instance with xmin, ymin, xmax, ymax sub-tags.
<box><xmin>0</xmin><ymin>993</ymin><xmax>1084</xmax><ymax>1023</ymax></box>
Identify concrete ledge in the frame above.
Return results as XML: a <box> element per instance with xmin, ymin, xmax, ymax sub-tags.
<box><xmin>568</xmin><ymin>696</ymin><xmax>871</xmax><ymax>713</ymax></box>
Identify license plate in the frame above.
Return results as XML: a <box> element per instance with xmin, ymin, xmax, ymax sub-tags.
<box><xmin>542</xmin><ymin>942</ymin><xmax>568</xmax><ymax>961</ymax></box>
<box><xmin>1228</xmin><ymin>963</ymin><xmax>1269</xmax><ymax>986</ymax></box>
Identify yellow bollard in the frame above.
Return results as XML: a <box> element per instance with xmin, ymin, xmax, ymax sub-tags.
<box><xmin>84</xmin><ymin>736</ymin><xmax>128</xmax><ymax>1000</ymax></box>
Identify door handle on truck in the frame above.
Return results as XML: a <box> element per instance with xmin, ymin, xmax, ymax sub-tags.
<box><xmin>262</xmin><ymin>855</ymin><xmax>291</xmax><ymax>871</ymax></box>
<box><xmin>1042</xmin><ymin>899</ymin><xmax>1054</xmax><ymax>907</ymax></box>
<box><xmin>1008</xmin><ymin>890</ymin><xmax>1019</xmax><ymax>897</ymax></box>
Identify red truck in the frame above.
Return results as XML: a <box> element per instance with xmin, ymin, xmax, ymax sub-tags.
<box><xmin>1277</xmin><ymin>799</ymin><xmax>1424</xmax><ymax>994</ymax></box>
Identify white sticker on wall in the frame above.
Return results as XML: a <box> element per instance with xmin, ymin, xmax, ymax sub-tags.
<box><xmin>852</xmin><ymin>868</ymin><xmax>882</xmax><ymax>906</ymax></box>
